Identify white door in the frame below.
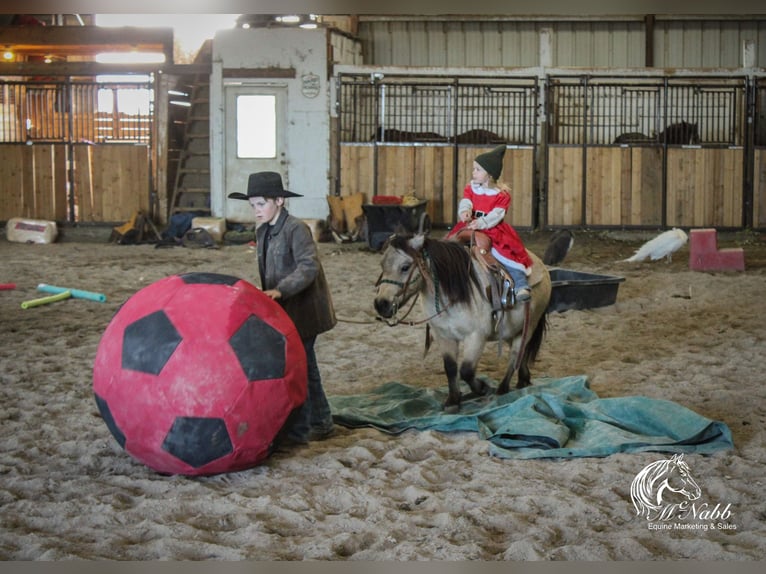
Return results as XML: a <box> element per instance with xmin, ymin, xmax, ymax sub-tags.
<box><xmin>224</xmin><ymin>85</ymin><xmax>287</xmax><ymax>223</ymax></box>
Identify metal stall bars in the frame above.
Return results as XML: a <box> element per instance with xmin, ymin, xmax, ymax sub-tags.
<box><xmin>663</xmin><ymin>77</ymin><xmax>746</xmax><ymax>230</ymax></box>
<box><xmin>753</xmin><ymin>76</ymin><xmax>766</xmax><ymax>230</ymax></box>
<box><xmin>337</xmin><ymin>73</ymin><xmax>454</xmax><ymax>228</ymax></box>
<box><xmin>0</xmin><ymin>79</ymin><xmax>153</xmax><ymax>223</ymax></box>
<box><xmin>454</xmin><ymin>78</ymin><xmax>539</xmax><ymax>230</ymax></box>
<box><xmin>337</xmin><ymin>72</ymin><xmax>539</xmax><ymax>228</ymax></box>
<box><xmin>545</xmin><ymin>74</ymin><xmax>747</xmax><ymax>230</ymax></box>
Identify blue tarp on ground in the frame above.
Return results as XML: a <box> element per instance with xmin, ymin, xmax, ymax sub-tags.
<box><xmin>328</xmin><ymin>376</ymin><xmax>733</xmax><ymax>459</ymax></box>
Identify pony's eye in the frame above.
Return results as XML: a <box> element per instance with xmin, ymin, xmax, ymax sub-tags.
<box><xmin>401</xmin><ymin>264</ymin><xmax>411</xmax><ymax>274</ymax></box>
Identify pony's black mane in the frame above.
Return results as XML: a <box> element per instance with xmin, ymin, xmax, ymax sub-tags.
<box><xmin>389</xmin><ymin>234</ymin><xmax>480</xmax><ymax>305</ymax></box>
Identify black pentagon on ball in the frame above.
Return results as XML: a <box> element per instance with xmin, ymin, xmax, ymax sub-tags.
<box><xmin>229</xmin><ymin>315</ymin><xmax>286</xmax><ymax>381</ymax></box>
<box><xmin>94</xmin><ymin>394</ymin><xmax>126</xmax><ymax>448</ymax></box>
<box><xmin>122</xmin><ymin>310</ymin><xmax>182</xmax><ymax>375</ymax></box>
<box><xmin>179</xmin><ymin>272</ymin><xmax>240</xmax><ymax>285</ymax></box>
<box><xmin>161</xmin><ymin>416</ymin><xmax>233</xmax><ymax>468</ymax></box>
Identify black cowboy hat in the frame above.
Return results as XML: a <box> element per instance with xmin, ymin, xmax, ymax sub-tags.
<box><xmin>228</xmin><ymin>171</ymin><xmax>303</xmax><ymax>200</ymax></box>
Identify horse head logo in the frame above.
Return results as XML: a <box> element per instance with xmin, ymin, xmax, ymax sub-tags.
<box><xmin>630</xmin><ymin>454</ymin><xmax>702</xmax><ymax>520</ymax></box>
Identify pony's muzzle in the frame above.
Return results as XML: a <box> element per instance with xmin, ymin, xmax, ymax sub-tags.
<box><xmin>374</xmin><ymin>296</ymin><xmax>395</xmax><ymax>318</ymax></box>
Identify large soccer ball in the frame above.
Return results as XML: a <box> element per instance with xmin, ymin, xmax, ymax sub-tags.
<box><xmin>93</xmin><ymin>272</ymin><xmax>307</xmax><ymax>476</ymax></box>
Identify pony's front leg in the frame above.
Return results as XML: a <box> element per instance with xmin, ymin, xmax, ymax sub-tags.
<box><xmin>460</xmin><ymin>335</ymin><xmax>490</xmax><ymax>398</ymax></box>
<box><xmin>442</xmin><ymin>354</ymin><xmax>461</xmax><ymax>413</ymax></box>
<box><xmin>440</xmin><ymin>340</ymin><xmax>462</xmax><ymax>413</ymax></box>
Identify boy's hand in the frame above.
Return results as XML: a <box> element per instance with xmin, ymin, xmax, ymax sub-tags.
<box><xmin>263</xmin><ymin>289</ymin><xmax>282</xmax><ymax>300</ymax></box>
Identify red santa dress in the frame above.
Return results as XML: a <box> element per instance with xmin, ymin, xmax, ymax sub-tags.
<box><xmin>447</xmin><ymin>182</ymin><xmax>532</xmax><ymax>273</ymax></box>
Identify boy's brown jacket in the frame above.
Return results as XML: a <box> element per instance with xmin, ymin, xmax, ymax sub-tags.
<box><xmin>256</xmin><ymin>208</ymin><xmax>336</xmax><ymax>340</ymax></box>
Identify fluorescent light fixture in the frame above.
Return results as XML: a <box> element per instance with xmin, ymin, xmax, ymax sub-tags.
<box><xmin>96</xmin><ymin>52</ymin><xmax>166</xmax><ymax>64</ymax></box>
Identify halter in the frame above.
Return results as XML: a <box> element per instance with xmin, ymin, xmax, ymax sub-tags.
<box><xmin>374</xmin><ymin>262</ymin><xmax>421</xmax><ymax>326</ymax></box>
<box><xmin>374</xmin><ymin>247</ymin><xmax>450</xmax><ymax>326</ymax></box>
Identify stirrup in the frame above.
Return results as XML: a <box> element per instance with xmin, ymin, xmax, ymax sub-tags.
<box><xmin>500</xmin><ymin>278</ymin><xmax>514</xmax><ymax>308</ymax></box>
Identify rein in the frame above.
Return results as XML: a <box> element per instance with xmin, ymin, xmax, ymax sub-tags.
<box><xmin>374</xmin><ymin>247</ymin><xmax>453</xmax><ymax>327</ymax></box>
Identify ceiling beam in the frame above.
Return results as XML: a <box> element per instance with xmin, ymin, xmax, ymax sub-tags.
<box><xmin>0</xmin><ymin>25</ymin><xmax>174</xmax><ymax>61</ymax></box>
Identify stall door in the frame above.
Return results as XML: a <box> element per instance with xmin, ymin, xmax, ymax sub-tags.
<box><xmin>224</xmin><ymin>85</ymin><xmax>287</xmax><ymax>223</ymax></box>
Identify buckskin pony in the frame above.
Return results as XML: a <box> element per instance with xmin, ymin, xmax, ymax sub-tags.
<box><xmin>374</xmin><ymin>232</ymin><xmax>551</xmax><ymax>413</ymax></box>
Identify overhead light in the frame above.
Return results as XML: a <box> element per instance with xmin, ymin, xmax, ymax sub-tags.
<box><xmin>96</xmin><ymin>52</ymin><xmax>166</xmax><ymax>64</ymax></box>
<box><xmin>2</xmin><ymin>50</ymin><xmax>14</xmax><ymax>61</ymax></box>
<box><xmin>276</xmin><ymin>15</ymin><xmax>301</xmax><ymax>24</ymax></box>
<box><xmin>44</xmin><ymin>55</ymin><xmax>53</xmax><ymax>64</ymax></box>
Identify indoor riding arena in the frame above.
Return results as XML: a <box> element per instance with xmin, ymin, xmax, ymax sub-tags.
<box><xmin>1</xmin><ymin>8</ymin><xmax>765</xmax><ymax>561</ymax></box>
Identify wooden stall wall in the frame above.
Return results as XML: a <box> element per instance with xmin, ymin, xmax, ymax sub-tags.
<box><xmin>339</xmin><ymin>144</ymin><xmax>375</xmax><ymax>200</ymax></box>
<box><xmin>338</xmin><ymin>144</ymin><xmax>536</xmax><ymax>229</ymax></box>
<box><xmin>755</xmin><ymin>150</ymin><xmax>766</xmax><ymax>229</ymax></box>
<box><xmin>665</xmin><ymin>148</ymin><xmax>743</xmax><ymax>228</ymax></box>
<box><xmin>73</xmin><ymin>144</ymin><xmax>150</xmax><ymax>223</ymax></box>
<box><xmin>375</xmin><ymin>145</ymin><xmax>454</xmax><ymax>226</ymax></box>
<box><xmin>546</xmin><ymin>146</ymin><xmax>583</xmax><ymax>226</ymax></box>
<box><xmin>585</xmin><ymin>147</ymin><xmax>663</xmax><ymax>226</ymax></box>
<box><xmin>0</xmin><ymin>144</ymin><xmax>67</xmax><ymax>222</ymax></box>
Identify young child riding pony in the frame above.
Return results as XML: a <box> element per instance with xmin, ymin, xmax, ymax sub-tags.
<box><xmin>447</xmin><ymin>144</ymin><xmax>533</xmax><ymax>303</ymax></box>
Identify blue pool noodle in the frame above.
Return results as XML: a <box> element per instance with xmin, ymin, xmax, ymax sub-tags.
<box><xmin>37</xmin><ymin>283</ymin><xmax>107</xmax><ymax>303</ymax></box>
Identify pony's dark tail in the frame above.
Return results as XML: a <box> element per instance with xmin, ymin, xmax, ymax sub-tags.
<box><xmin>524</xmin><ymin>308</ymin><xmax>548</xmax><ymax>365</ymax></box>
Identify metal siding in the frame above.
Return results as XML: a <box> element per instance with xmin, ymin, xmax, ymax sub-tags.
<box><xmin>409</xmin><ymin>21</ymin><xmax>429</xmax><ymax>66</ymax></box>
<box><xmin>592</xmin><ymin>23</ymin><xmax>612</xmax><ymax>67</ymax></box>
<box><xmin>445</xmin><ymin>21</ymin><xmax>467</xmax><ymax>66</ymax></box>
<box><xmin>574</xmin><ymin>24</ymin><xmax>595</xmax><ymax>66</ymax></box>
<box><xmin>684</xmin><ymin>23</ymin><xmax>703</xmax><ymax>68</ymax></box>
<box><xmin>462</xmin><ymin>21</ymin><xmax>484</xmax><ymax>67</ymax></box>
<box><xmin>374</xmin><ymin>22</ymin><xmax>394</xmax><ymax>66</ymax></box>
<box><xmin>701</xmin><ymin>21</ymin><xmax>722</xmax><ymax>67</ymax></box>
<box><xmin>426</xmin><ymin>22</ymin><xmax>448</xmax><ymax>67</ymax></box>
<box><xmin>359</xmin><ymin>18</ymin><xmax>764</xmax><ymax>69</ymax></box>
<box><xmin>482</xmin><ymin>22</ymin><xmax>503</xmax><ymax>67</ymax></box>
<box><xmin>760</xmin><ymin>22</ymin><xmax>766</xmax><ymax>67</ymax></box>
<box><xmin>626</xmin><ymin>25</ymin><xmax>646</xmax><ymax>67</ymax></box>
<box><xmin>516</xmin><ymin>24</ymin><xmax>540</xmax><ymax>67</ymax></box>
<box><xmin>555</xmin><ymin>23</ymin><xmax>575</xmax><ymax>67</ymax></box>
<box><xmin>390</xmin><ymin>21</ymin><xmax>411</xmax><ymax>65</ymax></box>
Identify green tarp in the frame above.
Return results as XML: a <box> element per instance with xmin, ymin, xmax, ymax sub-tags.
<box><xmin>328</xmin><ymin>376</ymin><xmax>733</xmax><ymax>459</ymax></box>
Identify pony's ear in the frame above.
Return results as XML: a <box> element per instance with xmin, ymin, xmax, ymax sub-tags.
<box><xmin>408</xmin><ymin>233</ymin><xmax>426</xmax><ymax>252</ymax></box>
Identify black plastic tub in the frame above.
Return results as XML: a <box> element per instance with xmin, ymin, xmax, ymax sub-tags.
<box><xmin>547</xmin><ymin>268</ymin><xmax>626</xmax><ymax>313</ymax></box>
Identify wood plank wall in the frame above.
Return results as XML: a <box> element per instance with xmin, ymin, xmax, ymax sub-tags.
<box><xmin>546</xmin><ymin>146</ymin><xmax>583</xmax><ymax>226</ymax></box>
<box><xmin>339</xmin><ymin>143</ymin><xmax>535</xmax><ymax>229</ymax></box>
<box><xmin>585</xmin><ymin>147</ymin><xmax>663</xmax><ymax>226</ymax></box>
<box><xmin>73</xmin><ymin>144</ymin><xmax>150</xmax><ymax>223</ymax></box>
<box><xmin>666</xmin><ymin>148</ymin><xmax>743</xmax><ymax>228</ymax></box>
<box><xmin>755</xmin><ymin>150</ymin><xmax>766</xmax><ymax>228</ymax></box>
<box><xmin>0</xmin><ymin>144</ymin><xmax>67</xmax><ymax>221</ymax></box>
<box><xmin>548</xmin><ymin>146</ymin><xmax>744</xmax><ymax>228</ymax></box>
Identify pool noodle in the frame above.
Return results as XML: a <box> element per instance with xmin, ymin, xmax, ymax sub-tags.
<box><xmin>37</xmin><ymin>283</ymin><xmax>107</xmax><ymax>303</ymax></box>
<box><xmin>21</xmin><ymin>290</ymin><xmax>72</xmax><ymax>309</ymax></box>
<box><xmin>0</xmin><ymin>283</ymin><xmax>16</xmax><ymax>290</ymax></box>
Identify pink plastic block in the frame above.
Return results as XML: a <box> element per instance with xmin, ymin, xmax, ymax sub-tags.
<box><xmin>689</xmin><ymin>228</ymin><xmax>719</xmax><ymax>255</ymax></box>
<box><xmin>689</xmin><ymin>229</ymin><xmax>745</xmax><ymax>271</ymax></box>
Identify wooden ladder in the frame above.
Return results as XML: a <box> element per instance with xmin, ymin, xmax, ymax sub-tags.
<box><xmin>169</xmin><ymin>72</ymin><xmax>211</xmax><ymax>217</ymax></box>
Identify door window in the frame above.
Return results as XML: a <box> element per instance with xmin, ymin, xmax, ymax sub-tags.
<box><xmin>236</xmin><ymin>94</ymin><xmax>276</xmax><ymax>158</ymax></box>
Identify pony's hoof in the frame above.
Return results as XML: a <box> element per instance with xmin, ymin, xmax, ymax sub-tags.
<box><xmin>443</xmin><ymin>403</ymin><xmax>460</xmax><ymax>414</ymax></box>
